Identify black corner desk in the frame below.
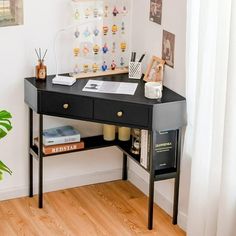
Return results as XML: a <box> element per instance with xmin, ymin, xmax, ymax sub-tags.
<box><xmin>24</xmin><ymin>73</ymin><xmax>186</xmax><ymax>230</ymax></box>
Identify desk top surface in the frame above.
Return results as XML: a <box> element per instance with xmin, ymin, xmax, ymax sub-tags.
<box><xmin>25</xmin><ymin>74</ymin><xmax>185</xmax><ymax>106</ymax></box>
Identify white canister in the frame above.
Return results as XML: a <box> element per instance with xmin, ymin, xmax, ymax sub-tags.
<box><xmin>103</xmin><ymin>124</ymin><xmax>116</xmax><ymax>141</ymax></box>
<box><xmin>145</xmin><ymin>82</ymin><xmax>163</xmax><ymax>99</ymax></box>
<box><xmin>118</xmin><ymin>127</ymin><xmax>131</xmax><ymax>141</ymax></box>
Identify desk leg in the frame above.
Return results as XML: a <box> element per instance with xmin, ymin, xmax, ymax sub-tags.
<box><xmin>29</xmin><ymin>108</ymin><xmax>33</xmax><ymax>197</ymax></box>
<box><xmin>122</xmin><ymin>153</ymin><xmax>128</xmax><ymax>180</ymax></box>
<box><xmin>173</xmin><ymin>129</ymin><xmax>181</xmax><ymax>224</ymax></box>
<box><xmin>148</xmin><ymin>131</ymin><xmax>155</xmax><ymax>230</ymax></box>
<box><xmin>38</xmin><ymin>114</ymin><xmax>43</xmax><ymax>208</ymax></box>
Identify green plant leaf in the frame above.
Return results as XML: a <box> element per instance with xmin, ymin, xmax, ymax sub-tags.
<box><xmin>0</xmin><ymin>128</ymin><xmax>7</xmax><ymax>139</ymax></box>
<box><xmin>0</xmin><ymin>122</ymin><xmax>12</xmax><ymax>131</ymax></box>
<box><xmin>0</xmin><ymin>110</ymin><xmax>12</xmax><ymax>180</ymax></box>
<box><xmin>0</xmin><ymin>110</ymin><xmax>12</xmax><ymax>140</ymax></box>
<box><xmin>0</xmin><ymin>110</ymin><xmax>12</xmax><ymax>119</ymax></box>
<box><xmin>0</xmin><ymin>161</ymin><xmax>12</xmax><ymax>175</ymax></box>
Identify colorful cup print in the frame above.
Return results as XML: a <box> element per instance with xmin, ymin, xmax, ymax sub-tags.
<box><xmin>111</xmin><ymin>60</ymin><xmax>116</xmax><ymax>70</ymax></box>
<box><xmin>101</xmin><ymin>61</ymin><xmax>108</xmax><ymax>71</ymax></box>
<box><xmin>73</xmin><ymin>47</ymin><xmax>80</xmax><ymax>57</ymax></box>
<box><xmin>85</xmin><ymin>8</ymin><xmax>90</xmax><ymax>18</ymax></box>
<box><xmin>74</xmin><ymin>64</ymin><xmax>79</xmax><ymax>74</ymax></box>
<box><xmin>104</xmin><ymin>5</ymin><xmax>109</xmax><ymax>17</ymax></box>
<box><xmin>120</xmin><ymin>57</ymin><xmax>125</xmax><ymax>67</ymax></box>
<box><xmin>102</xmin><ymin>43</ymin><xmax>109</xmax><ymax>54</ymax></box>
<box><xmin>120</xmin><ymin>42</ymin><xmax>127</xmax><ymax>52</ymax></box>
<box><xmin>113</xmin><ymin>6</ymin><xmax>119</xmax><ymax>16</ymax></box>
<box><xmin>83</xmin><ymin>44</ymin><xmax>89</xmax><ymax>56</ymax></box>
<box><xmin>103</xmin><ymin>26</ymin><xmax>109</xmax><ymax>35</ymax></box>
<box><xmin>83</xmin><ymin>27</ymin><xmax>91</xmax><ymax>37</ymax></box>
<box><xmin>74</xmin><ymin>9</ymin><xmax>80</xmax><ymax>20</ymax></box>
<box><xmin>112</xmin><ymin>24</ymin><xmax>118</xmax><ymax>35</ymax></box>
<box><xmin>93</xmin><ymin>44</ymin><xmax>100</xmax><ymax>55</ymax></box>
<box><xmin>93</xmin><ymin>8</ymin><xmax>98</xmax><ymax>18</ymax></box>
<box><xmin>93</xmin><ymin>27</ymin><xmax>99</xmax><ymax>36</ymax></box>
<box><xmin>92</xmin><ymin>63</ymin><xmax>99</xmax><ymax>72</ymax></box>
<box><xmin>83</xmin><ymin>64</ymin><xmax>89</xmax><ymax>73</ymax></box>
<box><xmin>74</xmin><ymin>28</ymin><xmax>80</xmax><ymax>38</ymax></box>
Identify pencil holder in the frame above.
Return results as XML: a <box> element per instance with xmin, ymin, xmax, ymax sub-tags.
<box><xmin>129</xmin><ymin>62</ymin><xmax>142</xmax><ymax>79</ymax></box>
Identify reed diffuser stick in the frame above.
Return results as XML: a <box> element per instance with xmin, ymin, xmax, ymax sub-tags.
<box><xmin>39</xmin><ymin>48</ymin><xmax>41</xmax><ymax>61</ymax></box>
<box><xmin>35</xmin><ymin>48</ymin><xmax>40</xmax><ymax>60</ymax></box>
<box><xmin>42</xmin><ymin>49</ymin><xmax>48</xmax><ymax>61</ymax></box>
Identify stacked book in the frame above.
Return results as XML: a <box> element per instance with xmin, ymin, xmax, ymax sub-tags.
<box><xmin>34</xmin><ymin>125</ymin><xmax>84</xmax><ymax>155</ymax></box>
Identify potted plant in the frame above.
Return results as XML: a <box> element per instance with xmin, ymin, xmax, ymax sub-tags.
<box><xmin>0</xmin><ymin>110</ymin><xmax>12</xmax><ymax>180</ymax></box>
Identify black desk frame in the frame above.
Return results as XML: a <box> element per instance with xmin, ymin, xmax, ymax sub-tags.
<box><xmin>25</xmin><ymin>75</ymin><xmax>186</xmax><ymax>230</ymax></box>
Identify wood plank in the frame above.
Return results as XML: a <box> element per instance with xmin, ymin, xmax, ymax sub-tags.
<box><xmin>71</xmin><ymin>68</ymin><xmax>129</xmax><ymax>79</ymax></box>
<box><xmin>0</xmin><ymin>181</ymin><xmax>185</xmax><ymax>236</ymax></box>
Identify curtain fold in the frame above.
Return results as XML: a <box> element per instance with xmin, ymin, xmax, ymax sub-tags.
<box><xmin>186</xmin><ymin>0</ymin><xmax>235</xmax><ymax>235</ymax></box>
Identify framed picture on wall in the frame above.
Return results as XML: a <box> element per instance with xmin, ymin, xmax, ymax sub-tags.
<box><xmin>0</xmin><ymin>0</ymin><xmax>23</xmax><ymax>27</ymax></box>
<box><xmin>144</xmin><ymin>56</ymin><xmax>165</xmax><ymax>82</ymax></box>
<box><xmin>149</xmin><ymin>0</ymin><xmax>162</xmax><ymax>25</ymax></box>
<box><xmin>162</xmin><ymin>30</ymin><xmax>175</xmax><ymax>68</ymax></box>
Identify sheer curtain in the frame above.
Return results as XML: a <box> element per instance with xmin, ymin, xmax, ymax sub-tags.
<box><xmin>185</xmin><ymin>0</ymin><xmax>236</xmax><ymax>235</ymax></box>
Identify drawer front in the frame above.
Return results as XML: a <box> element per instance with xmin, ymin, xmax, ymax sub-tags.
<box><xmin>94</xmin><ymin>100</ymin><xmax>149</xmax><ymax>127</ymax></box>
<box><xmin>40</xmin><ymin>92</ymin><xmax>93</xmax><ymax>119</ymax></box>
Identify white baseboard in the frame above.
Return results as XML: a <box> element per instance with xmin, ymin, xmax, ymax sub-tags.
<box><xmin>0</xmin><ymin>168</ymin><xmax>122</xmax><ymax>201</ymax></box>
<box><xmin>128</xmin><ymin>169</ymin><xmax>187</xmax><ymax>231</ymax></box>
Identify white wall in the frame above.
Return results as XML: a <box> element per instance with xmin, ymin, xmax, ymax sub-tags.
<box><xmin>129</xmin><ymin>0</ymin><xmax>189</xmax><ymax>230</ymax></box>
<box><xmin>0</xmin><ymin>0</ymin><xmax>189</xmax><ymax>230</ymax></box>
<box><xmin>0</xmin><ymin>0</ymin><xmax>122</xmax><ymax>198</ymax></box>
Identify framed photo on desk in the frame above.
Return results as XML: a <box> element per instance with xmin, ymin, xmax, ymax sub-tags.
<box><xmin>144</xmin><ymin>56</ymin><xmax>165</xmax><ymax>82</ymax></box>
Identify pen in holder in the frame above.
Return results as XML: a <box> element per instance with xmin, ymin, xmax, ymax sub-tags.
<box><xmin>129</xmin><ymin>62</ymin><xmax>142</xmax><ymax>79</ymax></box>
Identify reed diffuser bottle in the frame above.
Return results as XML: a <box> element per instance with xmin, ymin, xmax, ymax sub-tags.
<box><xmin>35</xmin><ymin>48</ymin><xmax>47</xmax><ymax>81</ymax></box>
<box><xmin>36</xmin><ymin>60</ymin><xmax>47</xmax><ymax>80</ymax></box>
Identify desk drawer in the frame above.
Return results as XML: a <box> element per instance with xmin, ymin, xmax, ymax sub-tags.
<box><xmin>40</xmin><ymin>92</ymin><xmax>93</xmax><ymax>119</ymax></box>
<box><xmin>94</xmin><ymin>100</ymin><xmax>149</xmax><ymax>127</ymax></box>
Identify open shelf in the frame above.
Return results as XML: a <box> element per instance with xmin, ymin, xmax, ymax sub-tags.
<box><xmin>117</xmin><ymin>139</ymin><xmax>141</xmax><ymax>167</ymax></box>
<box><xmin>154</xmin><ymin>168</ymin><xmax>177</xmax><ymax>181</ymax></box>
<box><xmin>31</xmin><ymin>135</ymin><xmax>116</xmax><ymax>158</ymax></box>
<box><xmin>30</xmin><ymin>135</ymin><xmax>177</xmax><ymax>181</ymax></box>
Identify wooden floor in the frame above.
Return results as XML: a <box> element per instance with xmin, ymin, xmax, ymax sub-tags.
<box><xmin>0</xmin><ymin>181</ymin><xmax>185</xmax><ymax>236</ymax></box>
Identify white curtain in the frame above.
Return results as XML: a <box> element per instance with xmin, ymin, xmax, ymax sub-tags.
<box><xmin>186</xmin><ymin>0</ymin><xmax>236</xmax><ymax>235</ymax></box>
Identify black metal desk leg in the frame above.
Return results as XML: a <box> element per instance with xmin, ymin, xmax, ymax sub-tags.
<box><xmin>29</xmin><ymin>108</ymin><xmax>33</xmax><ymax>197</ymax></box>
<box><xmin>172</xmin><ymin>129</ymin><xmax>182</xmax><ymax>224</ymax></box>
<box><xmin>122</xmin><ymin>153</ymin><xmax>128</xmax><ymax>180</ymax></box>
<box><xmin>148</xmin><ymin>131</ymin><xmax>155</xmax><ymax>230</ymax></box>
<box><xmin>38</xmin><ymin>114</ymin><xmax>43</xmax><ymax>208</ymax></box>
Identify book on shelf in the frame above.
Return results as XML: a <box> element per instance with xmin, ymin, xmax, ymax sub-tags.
<box><xmin>42</xmin><ymin>126</ymin><xmax>81</xmax><ymax>146</ymax></box>
<box><xmin>34</xmin><ymin>138</ymin><xmax>84</xmax><ymax>155</ymax></box>
<box><xmin>140</xmin><ymin>130</ymin><xmax>150</xmax><ymax>169</ymax></box>
<box><xmin>154</xmin><ymin>130</ymin><xmax>177</xmax><ymax>170</ymax></box>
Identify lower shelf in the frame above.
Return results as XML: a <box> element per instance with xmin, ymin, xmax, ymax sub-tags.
<box><xmin>31</xmin><ymin>135</ymin><xmax>117</xmax><ymax>158</ymax></box>
<box><xmin>30</xmin><ymin>135</ymin><xmax>177</xmax><ymax>181</ymax></box>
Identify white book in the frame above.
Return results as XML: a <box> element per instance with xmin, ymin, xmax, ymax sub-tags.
<box><xmin>52</xmin><ymin>76</ymin><xmax>76</xmax><ymax>86</ymax></box>
<box><xmin>43</xmin><ymin>126</ymin><xmax>81</xmax><ymax>146</ymax></box>
<box><xmin>140</xmin><ymin>130</ymin><xmax>149</xmax><ymax>169</ymax></box>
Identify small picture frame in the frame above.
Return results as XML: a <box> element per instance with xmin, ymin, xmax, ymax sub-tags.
<box><xmin>144</xmin><ymin>56</ymin><xmax>165</xmax><ymax>82</ymax></box>
<box><xmin>162</xmin><ymin>30</ymin><xmax>175</xmax><ymax>68</ymax></box>
<box><xmin>149</xmin><ymin>0</ymin><xmax>162</xmax><ymax>25</ymax></box>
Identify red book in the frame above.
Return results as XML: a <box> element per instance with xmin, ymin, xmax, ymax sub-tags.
<box><xmin>34</xmin><ymin>138</ymin><xmax>84</xmax><ymax>155</ymax></box>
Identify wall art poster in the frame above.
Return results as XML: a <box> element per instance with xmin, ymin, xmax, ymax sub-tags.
<box><xmin>149</xmin><ymin>0</ymin><xmax>162</xmax><ymax>25</ymax></box>
<box><xmin>0</xmin><ymin>0</ymin><xmax>23</xmax><ymax>27</ymax></box>
<box><xmin>162</xmin><ymin>30</ymin><xmax>175</xmax><ymax>68</ymax></box>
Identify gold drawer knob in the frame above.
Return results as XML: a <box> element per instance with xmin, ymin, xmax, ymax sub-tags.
<box><xmin>63</xmin><ymin>104</ymin><xmax>69</xmax><ymax>109</ymax></box>
<box><xmin>117</xmin><ymin>111</ymin><xmax>123</xmax><ymax>117</ymax></box>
